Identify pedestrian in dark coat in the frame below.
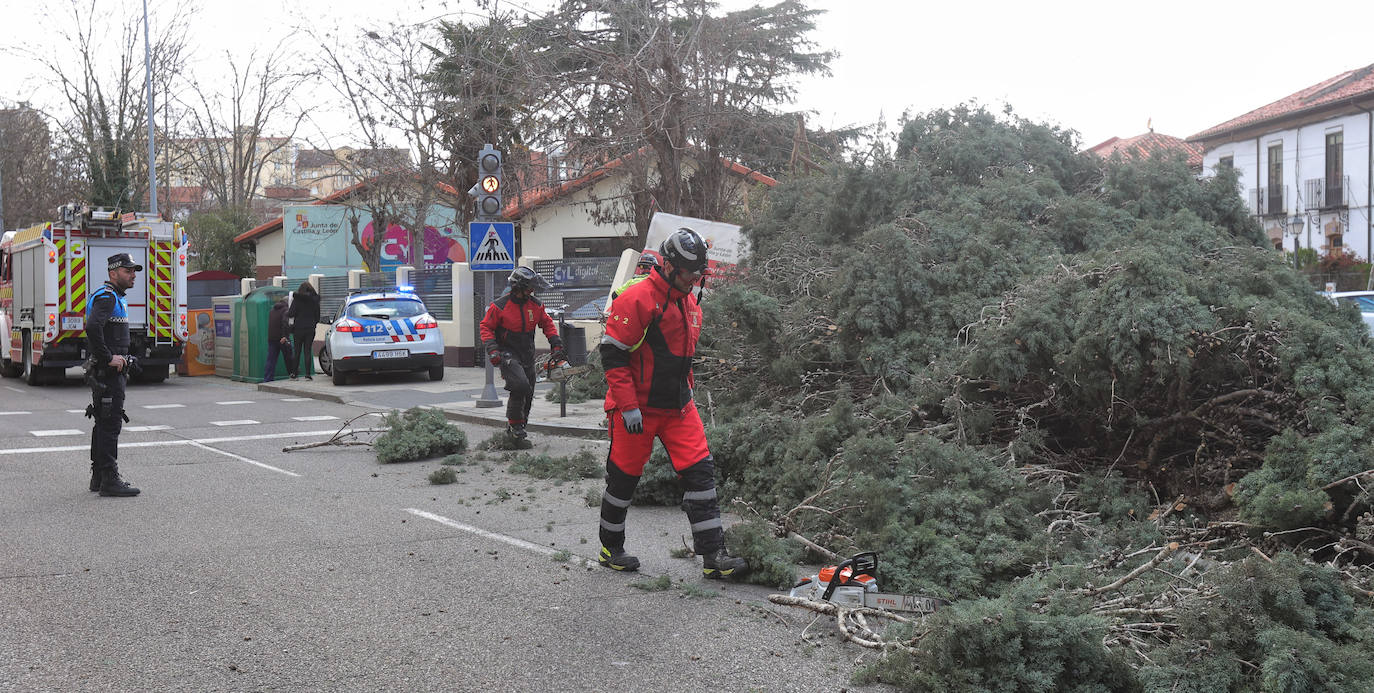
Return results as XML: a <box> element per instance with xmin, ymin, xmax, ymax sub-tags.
<box><xmin>286</xmin><ymin>281</ymin><xmax>321</xmax><ymax>379</ymax></box>
<box><xmin>265</xmin><ymin>299</ymin><xmax>292</xmax><ymax>382</ymax></box>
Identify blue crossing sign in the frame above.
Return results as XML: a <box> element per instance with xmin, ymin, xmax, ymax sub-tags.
<box><xmin>469</xmin><ymin>222</ymin><xmax>516</xmax><ymax>271</ymax></box>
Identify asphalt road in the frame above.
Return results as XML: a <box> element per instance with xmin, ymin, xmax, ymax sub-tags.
<box><xmin>0</xmin><ymin>374</ymin><xmax>893</xmax><ymax>692</ymax></box>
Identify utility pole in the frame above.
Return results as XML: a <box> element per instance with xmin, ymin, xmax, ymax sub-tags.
<box><xmin>142</xmin><ymin>0</ymin><xmax>158</xmax><ymax>216</ymax></box>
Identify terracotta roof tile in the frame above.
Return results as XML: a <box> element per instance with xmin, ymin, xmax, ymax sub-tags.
<box><xmin>1087</xmin><ymin>131</ymin><xmax>1203</xmax><ymax>169</ymax></box>
<box><xmin>1190</xmin><ymin>63</ymin><xmax>1374</xmax><ymax>141</ymax></box>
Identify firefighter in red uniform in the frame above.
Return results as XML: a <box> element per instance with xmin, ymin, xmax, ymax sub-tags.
<box><xmin>480</xmin><ymin>266</ymin><xmax>564</xmax><ymax>440</ymax></box>
<box><xmin>597</xmin><ymin>227</ymin><xmax>749</xmax><ymax>580</ymax></box>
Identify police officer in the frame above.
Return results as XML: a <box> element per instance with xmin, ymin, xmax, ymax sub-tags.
<box><xmin>479</xmin><ymin>266</ymin><xmax>564</xmax><ymax>440</ymax></box>
<box><xmin>597</xmin><ymin>228</ymin><xmax>748</xmax><ymax>579</ymax></box>
<box><xmin>85</xmin><ymin>253</ymin><xmax>141</xmax><ymax>497</ymax></box>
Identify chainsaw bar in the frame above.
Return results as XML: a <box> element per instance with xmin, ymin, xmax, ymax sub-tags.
<box><xmin>538</xmin><ymin>363</ymin><xmax>591</xmax><ymax>383</ymax></box>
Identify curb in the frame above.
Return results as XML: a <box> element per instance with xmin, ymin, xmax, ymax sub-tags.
<box><xmin>254</xmin><ymin>381</ymin><xmax>607</xmax><ymax>440</ymax></box>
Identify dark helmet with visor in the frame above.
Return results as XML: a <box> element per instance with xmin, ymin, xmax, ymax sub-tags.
<box><xmin>636</xmin><ymin>253</ymin><xmax>660</xmax><ymax>270</ymax></box>
<box><xmin>508</xmin><ymin>266</ymin><xmax>551</xmax><ymax>292</ymax></box>
<box><xmin>659</xmin><ymin>227</ymin><xmax>710</xmax><ymax>275</ymax></box>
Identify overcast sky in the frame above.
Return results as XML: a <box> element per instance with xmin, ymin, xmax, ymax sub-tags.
<box><xmin>5</xmin><ymin>0</ymin><xmax>1374</xmax><ymax>150</ymax></box>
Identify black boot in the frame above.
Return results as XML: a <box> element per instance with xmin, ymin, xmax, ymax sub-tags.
<box><xmin>701</xmin><ymin>547</ymin><xmax>748</xmax><ymax>580</ymax></box>
<box><xmin>89</xmin><ymin>466</ymin><xmax>102</xmax><ymax>492</ymax></box>
<box><xmin>506</xmin><ymin>423</ymin><xmax>527</xmax><ymax>440</ymax></box>
<box><xmin>599</xmin><ymin>546</ymin><xmax>640</xmax><ymax>572</ymax></box>
<box><xmin>98</xmin><ymin>471</ymin><xmax>140</xmax><ymax>497</ymax></box>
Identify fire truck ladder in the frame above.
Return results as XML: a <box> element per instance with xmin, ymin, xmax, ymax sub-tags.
<box><xmin>148</xmin><ymin>239</ymin><xmax>175</xmax><ymax>346</ymax></box>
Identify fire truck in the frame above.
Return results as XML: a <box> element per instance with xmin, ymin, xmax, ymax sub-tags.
<box><xmin>0</xmin><ymin>204</ymin><xmax>189</xmax><ymax>385</ymax></box>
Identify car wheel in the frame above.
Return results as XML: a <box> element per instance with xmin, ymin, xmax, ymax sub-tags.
<box><xmin>135</xmin><ymin>364</ymin><xmax>169</xmax><ymax>383</ymax></box>
<box><xmin>317</xmin><ymin>346</ymin><xmax>332</xmax><ymax>376</ymax></box>
<box><xmin>429</xmin><ymin>365</ymin><xmax>444</xmax><ymax>381</ymax></box>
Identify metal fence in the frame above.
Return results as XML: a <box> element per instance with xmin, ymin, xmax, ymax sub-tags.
<box><xmin>360</xmin><ymin>271</ymin><xmax>392</xmax><ymax>289</ymax></box>
<box><xmin>318</xmin><ymin>275</ymin><xmax>351</xmax><ymax>320</ymax></box>
<box><xmin>411</xmin><ymin>267</ymin><xmax>453</xmax><ymax>320</ymax></box>
<box><xmin>1306</xmin><ymin>271</ymin><xmax>1371</xmax><ymax>292</ymax></box>
<box><xmin>533</xmin><ymin>257</ymin><xmax>618</xmax><ymax>318</ymax></box>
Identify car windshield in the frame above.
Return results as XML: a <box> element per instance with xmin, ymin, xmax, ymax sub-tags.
<box><xmin>345</xmin><ymin>298</ymin><xmax>426</xmax><ymax>319</ymax></box>
<box><xmin>1336</xmin><ymin>295</ymin><xmax>1374</xmax><ymax>312</ymax></box>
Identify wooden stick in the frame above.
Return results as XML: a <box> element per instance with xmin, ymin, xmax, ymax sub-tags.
<box><xmin>1084</xmin><ymin>543</ymin><xmax>1179</xmax><ymax>596</ymax></box>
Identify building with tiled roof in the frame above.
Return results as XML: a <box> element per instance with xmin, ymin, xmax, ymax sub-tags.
<box><xmin>506</xmin><ymin>148</ymin><xmax>776</xmax><ymax>260</ymax></box>
<box><xmin>1086</xmin><ymin>131</ymin><xmax>1203</xmax><ymax>171</ymax></box>
<box><xmin>1188</xmin><ymin>63</ymin><xmax>1374</xmax><ymax>258</ymax></box>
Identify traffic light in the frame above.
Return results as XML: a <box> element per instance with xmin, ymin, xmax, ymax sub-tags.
<box><xmin>470</xmin><ymin>144</ymin><xmax>503</xmax><ymax>219</ymax></box>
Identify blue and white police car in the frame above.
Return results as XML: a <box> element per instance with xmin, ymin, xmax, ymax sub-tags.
<box><xmin>317</xmin><ymin>287</ymin><xmax>445</xmax><ymax>385</ymax></box>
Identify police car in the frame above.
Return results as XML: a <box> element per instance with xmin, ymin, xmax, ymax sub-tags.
<box><xmin>317</xmin><ymin>287</ymin><xmax>445</xmax><ymax>385</ymax></box>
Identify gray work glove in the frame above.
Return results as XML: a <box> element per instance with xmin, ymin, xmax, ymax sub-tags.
<box><xmin>621</xmin><ymin>408</ymin><xmax>643</xmax><ymax>434</ymax></box>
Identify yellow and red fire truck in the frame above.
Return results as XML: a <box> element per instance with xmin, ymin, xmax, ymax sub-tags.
<box><xmin>0</xmin><ymin>204</ymin><xmax>189</xmax><ymax>385</ymax></box>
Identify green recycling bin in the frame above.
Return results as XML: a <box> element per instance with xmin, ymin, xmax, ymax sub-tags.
<box><xmin>230</xmin><ymin>286</ymin><xmax>291</xmax><ymax>383</ymax></box>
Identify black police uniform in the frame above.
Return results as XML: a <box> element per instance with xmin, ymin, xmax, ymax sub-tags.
<box><xmin>85</xmin><ymin>254</ymin><xmax>141</xmax><ymax>496</ymax></box>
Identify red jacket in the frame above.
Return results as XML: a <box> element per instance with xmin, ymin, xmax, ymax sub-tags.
<box><xmin>480</xmin><ymin>294</ymin><xmax>561</xmax><ymax>362</ymax></box>
<box><xmin>599</xmin><ymin>270</ymin><xmax>702</xmax><ymax>414</ymax></box>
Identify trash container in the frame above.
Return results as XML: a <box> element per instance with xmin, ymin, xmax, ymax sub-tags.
<box><xmin>230</xmin><ymin>286</ymin><xmax>290</xmax><ymax>383</ymax></box>
<box><xmin>212</xmin><ymin>295</ymin><xmax>238</xmax><ymax>378</ymax></box>
<box><xmin>562</xmin><ymin>325</ymin><xmax>587</xmax><ymax>366</ymax></box>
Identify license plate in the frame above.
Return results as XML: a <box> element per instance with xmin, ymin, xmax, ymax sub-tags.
<box><xmin>62</xmin><ymin>316</ymin><xmax>84</xmax><ymax>330</ymax></box>
<box><xmin>372</xmin><ymin>349</ymin><xmax>408</xmax><ymax>359</ymax></box>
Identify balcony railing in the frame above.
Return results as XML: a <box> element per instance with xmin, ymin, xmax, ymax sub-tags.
<box><xmin>1251</xmin><ymin>185</ymin><xmax>1288</xmax><ymax>216</ymax></box>
<box><xmin>1304</xmin><ymin>175</ymin><xmax>1350</xmax><ymax>210</ymax></box>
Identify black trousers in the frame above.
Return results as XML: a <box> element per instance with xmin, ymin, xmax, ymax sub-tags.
<box><xmin>499</xmin><ymin>352</ymin><xmax>536</xmax><ymax>423</ymax></box>
<box><xmin>291</xmin><ymin>331</ymin><xmax>314</xmax><ymax>375</ymax></box>
<box><xmin>89</xmin><ymin>369</ymin><xmax>127</xmax><ymax>472</ymax></box>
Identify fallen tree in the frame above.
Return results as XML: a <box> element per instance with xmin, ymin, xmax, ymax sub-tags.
<box><xmin>698</xmin><ymin>105</ymin><xmax>1374</xmax><ymax>691</ymax></box>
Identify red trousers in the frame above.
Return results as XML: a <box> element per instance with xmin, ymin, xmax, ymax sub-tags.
<box><xmin>607</xmin><ymin>406</ymin><xmax>710</xmax><ymax>476</ymax></box>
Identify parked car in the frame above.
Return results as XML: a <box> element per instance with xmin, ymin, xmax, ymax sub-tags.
<box><xmin>317</xmin><ymin>288</ymin><xmax>445</xmax><ymax>385</ymax></box>
<box><xmin>1324</xmin><ymin>290</ymin><xmax>1374</xmax><ymax>336</ymax></box>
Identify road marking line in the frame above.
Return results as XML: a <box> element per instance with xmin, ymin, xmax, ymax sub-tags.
<box><xmin>143</xmin><ymin>404</ymin><xmax>185</xmax><ymax>409</ymax></box>
<box><xmin>4</xmin><ymin>386</ymin><xmax>24</xmax><ymax>394</ymax></box>
<box><xmin>0</xmin><ymin>429</ymin><xmax>344</xmax><ymax>455</ymax></box>
<box><xmin>65</xmin><ymin>409</ymin><xmax>85</xmax><ymax>414</ymax></box>
<box><xmin>292</xmin><ymin>415</ymin><xmax>338</xmax><ymax>421</ymax></box>
<box><xmin>0</xmin><ymin>411</ymin><xmax>32</xmax><ymax>416</ymax></box>
<box><xmin>211</xmin><ymin>420</ymin><xmax>259</xmax><ymax>427</ymax></box>
<box><xmin>280</xmin><ymin>397</ymin><xmax>311</xmax><ymax>402</ymax></box>
<box><xmin>405</xmin><ymin>509</ymin><xmax>592</xmax><ymax>568</ymax></box>
<box><xmin>189</xmin><ymin>441</ymin><xmax>300</xmax><ymax>477</ymax></box>
<box><xmin>126</xmin><ymin>425</ymin><xmax>173</xmax><ymax>432</ymax></box>
<box><xmin>32</xmin><ymin>429</ymin><xmax>83</xmax><ymax>437</ymax></box>
<box><xmin>216</xmin><ymin>400</ymin><xmax>254</xmax><ymax>405</ymax></box>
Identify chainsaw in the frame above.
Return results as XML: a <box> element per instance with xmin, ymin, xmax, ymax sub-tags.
<box><xmin>787</xmin><ymin>551</ymin><xmax>949</xmax><ymax>615</ymax></box>
<box><xmin>536</xmin><ymin>354</ymin><xmax>589</xmax><ymax>383</ymax></box>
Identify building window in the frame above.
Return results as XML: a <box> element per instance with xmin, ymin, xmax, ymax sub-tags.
<box><xmin>1325</xmin><ymin>131</ymin><xmax>1344</xmax><ymax>207</ymax></box>
<box><xmin>1267</xmin><ymin>143</ymin><xmax>1283</xmax><ymax>215</ymax></box>
<box><xmin>1330</xmin><ymin>234</ymin><xmax>1343</xmax><ymax>249</ymax></box>
<box><xmin>1218</xmin><ymin>155</ymin><xmax>1234</xmax><ymax>169</ymax></box>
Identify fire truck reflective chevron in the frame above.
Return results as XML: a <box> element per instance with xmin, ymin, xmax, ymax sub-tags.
<box><xmin>0</xmin><ymin>204</ymin><xmax>190</xmax><ymax>385</ymax></box>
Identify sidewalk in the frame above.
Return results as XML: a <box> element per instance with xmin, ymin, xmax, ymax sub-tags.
<box><xmin>254</xmin><ymin>366</ymin><xmax>608</xmax><ymax>439</ymax></box>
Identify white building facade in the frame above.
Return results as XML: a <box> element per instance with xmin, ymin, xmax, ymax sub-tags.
<box><xmin>1190</xmin><ymin>65</ymin><xmax>1374</xmax><ymax>261</ymax></box>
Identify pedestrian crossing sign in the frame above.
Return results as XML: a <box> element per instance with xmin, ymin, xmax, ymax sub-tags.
<box><xmin>469</xmin><ymin>222</ymin><xmax>516</xmax><ymax>271</ymax></box>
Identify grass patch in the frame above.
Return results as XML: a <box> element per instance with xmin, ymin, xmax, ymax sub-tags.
<box><xmin>428</xmin><ymin>467</ymin><xmax>458</xmax><ymax>485</ymax></box>
<box><xmin>509</xmin><ymin>448</ymin><xmax>601</xmax><ymax>481</ymax></box>
<box><xmin>629</xmin><ymin>575</ymin><xmax>672</xmax><ymax>591</ymax></box>
<box><xmin>374</xmin><ymin>407</ymin><xmax>468</xmax><ymax>463</ymax></box>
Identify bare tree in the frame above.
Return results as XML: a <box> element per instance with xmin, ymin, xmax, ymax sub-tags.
<box><xmin>0</xmin><ymin>104</ymin><xmax>84</xmax><ymax>229</ymax></box>
<box><xmin>173</xmin><ymin>45</ymin><xmax>309</xmax><ymax>212</ymax></box>
<box><xmin>23</xmin><ymin>0</ymin><xmax>191</xmax><ymax>210</ymax></box>
<box><xmin>312</xmin><ymin>21</ymin><xmax>461</xmax><ymax>271</ymax></box>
